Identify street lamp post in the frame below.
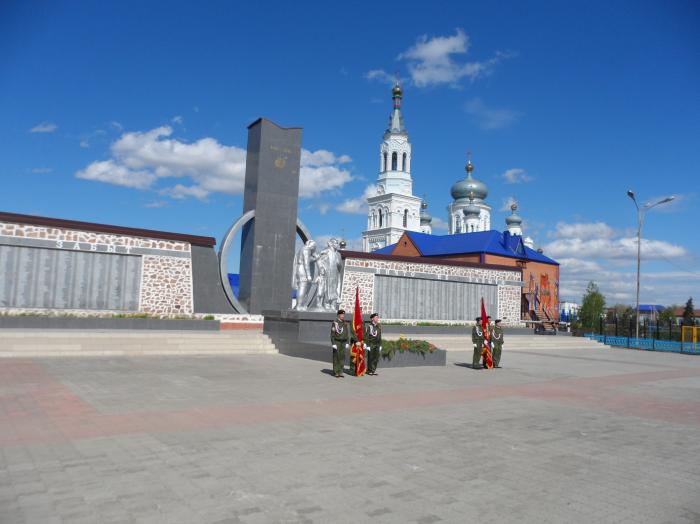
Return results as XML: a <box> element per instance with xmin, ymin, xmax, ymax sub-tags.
<box><xmin>626</xmin><ymin>191</ymin><xmax>675</xmax><ymax>343</ymax></box>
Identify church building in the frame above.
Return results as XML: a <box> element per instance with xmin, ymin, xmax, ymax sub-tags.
<box><xmin>358</xmin><ymin>83</ymin><xmax>559</xmax><ymax>324</ymax></box>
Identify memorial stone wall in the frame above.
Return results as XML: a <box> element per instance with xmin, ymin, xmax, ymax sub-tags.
<box><xmin>340</xmin><ymin>252</ymin><xmax>523</xmax><ymax>325</ymax></box>
<box><xmin>0</xmin><ymin>213</ymin><xmax>209</xmax><ymax>316</ymax></box>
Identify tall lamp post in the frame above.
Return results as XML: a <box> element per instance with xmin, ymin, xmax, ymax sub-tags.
<box><xmin>626</xmin><ymin>191</ymin><xmax>674</xmax><ymax>342</ymax></box>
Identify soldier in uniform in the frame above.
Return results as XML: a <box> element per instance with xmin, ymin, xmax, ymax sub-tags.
<box><xmin>365</xmin><ymin>313</ymin><xmax>382</xmax><ymax>376</ymax></box>
<box><xmin>471</xmin><ymin>317</ymin><xmax>484</xmax><ymax>369</ymax></box>
<box><xmin>330</xmin><ymin>309</ymin><xmax>352</xmax><ymax>378</ymax></box>
<box><xmin>491</xmin><ymin>318</ymin><xmax>504</xmax><ymax>368</ymax></box>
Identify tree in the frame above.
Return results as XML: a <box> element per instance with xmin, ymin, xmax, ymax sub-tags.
<box><xmin>609</xmin><ymin>303</ymin><xmax>634</xmax><ymax>322</ymax></box>
<box><xmin>659</xmin><ymin>306</ymin><xmax>677</xmax><ymax>325</ymax></box>
<box><xmin>579</xmin><ymin>281</ymin><xmax>606</xmax><ymax>330</ymax></box>
<box><xmin>682</xmin><ymin>298</ymin><xmax>696</xmax><ymax>326</ymax></box>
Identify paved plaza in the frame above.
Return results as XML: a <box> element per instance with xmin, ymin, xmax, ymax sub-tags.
<box><xmin>1</xmin><ymin>339</ymin><xmax>700</xmax><ymax>524</ymax></box>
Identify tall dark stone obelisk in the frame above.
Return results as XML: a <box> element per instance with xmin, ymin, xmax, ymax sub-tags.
<box><xmin>238</xmin><ymin>119</ymin><xmax>303</xmax><ymax>314</ymax></box>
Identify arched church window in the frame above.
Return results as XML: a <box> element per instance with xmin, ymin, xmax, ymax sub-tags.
<box><xmin>403</xmin><ymin>209</ymin><xmax>408</xmax><ymax>227</ymax></box>
<box><xmin>391</xmin><ymin>152</ymin><xmax>397</xmax><ymax>171</ymax></box>
<box><xmin>402</xmin><ymin>152</ymin><xmax>407</xmax><ymax>172</ymax></box>
<box><xmin>383</xmin><ymin>152</ymin><xmax>387</xmax><ymax>172</ymax></box>
<box><xmin>378</xmin><ymin>210</ymin><xmax>383</xmax><ymax>228</ymax></box>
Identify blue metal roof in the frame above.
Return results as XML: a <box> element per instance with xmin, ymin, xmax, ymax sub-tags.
<box><xmin>638</xmin><ymin>304</ymin><xmax>665</xmax><ymax>313</ymax></box>
<box><xmin>373</xmin><ymin>230</ymin><xmax>558</xmax><ymax>265</ymax></box>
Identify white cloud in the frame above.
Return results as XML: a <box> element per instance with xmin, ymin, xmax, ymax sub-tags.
<box><xmin>299</xmin><ymin>165</ymin><xmax>353</xmax><ymax>199</ymax></box>
<box><xmin>365</xmin><ymin>69</ymin><xmax>396</xmax><ymax>85</ymax></box>
<box><xmin>397</xmin><ymin>29</ymin><xmax>511</xmax><ymax>88</ymax></box>
<box><xmin>502</xmin><ymin>168</ymin><xmax>532</xmax><ymax>184</ymax></box>
<box><xmin>500</xmin><ymin>196</ymin><xmax>517</xmax><ymax>212</ymax></box>
<box><xmin>30</xmin><ymin>167</ymin><xmax>52</xmax><ymax>174</ymax></box>
<box><xmin>30</xmin><ymin>121</ymin><xmax>57</xmax><ymax>133</ymax></box>
<box><xmin>171</xmin><ymin>115</ymin><xmax>184</xmax><ymax>125</ymax></box>
<box><xmin>465</xmin><ymin>98</ymin><xmax>521</xmax><ymax>130</ymax></box>
<box><xmin>76</xmin><ymin>160</ymin><xmax>156</xmax><ymax>189</ymax></box>
<box><xmin>80</xmin><ymin>139</ymin><xmax>90</xmax><ymax>148</ymax></box>
<box><xmin>76</xmin><ymin>125</ymin><xmax>353</xmax><ymax>200</ymax></box>
<box><xmin>557</xmin><ymin>258</ymin><xmax>603</xmax><ymax>273</ymax></box>
<box><xmin>431</xmin><ymin>216</ymin><xmax>449</xmax><ymax>231</ymax></box>
<box><xmin>550</xmin><ymin>221</ymin><xmax>616</xmax><ymax>240</ymax></box>
<box><xmin>543</xmin><ymin>220</ymin><xmax>694</xmax><ymax>305</ymax></box>
<box><xmin>160</xmin><ymin>184</ymin><xmax>209</xmax><ymax>200</ymax></box>
<box><xmin>338</xmin><ymin>185</ymin><xmax>379</xmax><ymax>214</ymax></box>
<box><xmin>545</xmin><ymin>236</ymin><xmax>686</xmax><ymax>260</ymax></box>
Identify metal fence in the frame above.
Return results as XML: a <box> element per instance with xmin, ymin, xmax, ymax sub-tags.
<box><xmin>592</xmin><ymin>317</ymin><xmax>690</xmax><ymax>342</ymax></box>
<box><xmin>585</xmin><ymin>333</ymin><xmax>700</xmax><ymax>354</ymax></box>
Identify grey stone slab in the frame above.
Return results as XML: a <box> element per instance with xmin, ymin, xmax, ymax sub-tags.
<box><xmin>191</xmin><ymin>245</ymin><xmax>236</xmax><ymax>314</ymax></box>
<box><xmin>238</xmin><ymin>119</ymin><xmax>302</xmax><ymax>314</ymax></box>
<box><xmin>0</xmin><ymin>244</ymin><xmax>142</xmax><ymax>311</ymax></box>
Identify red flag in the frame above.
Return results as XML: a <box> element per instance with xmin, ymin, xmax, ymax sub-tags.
<box><xmin>351</xmin><ymin>287</ymin><xmax>366</xmax><ymax>376</ymax></box>
<box><xmin>480</xmin><ymin>297</ymin><xmax>494</xmax><ymax>369</ymax></box>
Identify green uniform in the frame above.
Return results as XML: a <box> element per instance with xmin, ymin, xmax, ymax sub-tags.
<box><xmin>471</xmin><ymin>324</ymin><xmax>485</xmax><ymax>368</ymax></box>
<box><xmin>491</xmin><ymin>324</ymin><xmax>504</xmax><ymax>367</ymax></box>
<box><xmin>330</xmin><ymin>318</ymin><xmax>352</xmax><ymax>376</ymax></box>
<box><xmin>364</xmin><ymin>322</ymin><xmax>382</xmax><ymax>374</ymax></box>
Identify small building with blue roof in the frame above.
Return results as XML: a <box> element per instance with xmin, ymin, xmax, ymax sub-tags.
<box><xmin>373</xmin><ymin>228</ymin><xmax>560</xmax><ymax>323</ymax></box>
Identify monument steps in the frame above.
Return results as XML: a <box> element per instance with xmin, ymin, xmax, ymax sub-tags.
<box><xmin>0</xmin><ymin>330</ymin><xmax>278</xmax><ymax>357</ymax></box>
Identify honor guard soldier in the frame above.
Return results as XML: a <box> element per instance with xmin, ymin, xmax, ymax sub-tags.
<box><xmin>471</xmin><ymin>317</ymin><xmax>485</xmax><ymax>369</ymax></box>
<box><xmin>491</xmin><ymin>319</ymin><xmax>504</xmax><ymax>368</ymax></box>
<box><xmin>365</xmin><ymin>313</ymin><xmax>382</xmax><ymax>376</ymax></box>
<box><xmin>330</xmin><ymin>309</ymin><xmax>352</xmax><ymax>378</ymax></box>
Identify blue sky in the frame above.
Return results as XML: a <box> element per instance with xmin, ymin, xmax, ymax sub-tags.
<box><xmin>1</xmin><ymin>1</ymin><xmax>698</xmax><ymax>306</ymax></box>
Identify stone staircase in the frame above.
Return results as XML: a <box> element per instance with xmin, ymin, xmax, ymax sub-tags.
<box><xmin>385</xmin><ymin>333</ymin><xmax>607</xmax><ymax>352</ymax></box>
<box><xmin>0</xmin><ymin>329</ymin><xmax>278</xmax><ymax>357</ymax></box>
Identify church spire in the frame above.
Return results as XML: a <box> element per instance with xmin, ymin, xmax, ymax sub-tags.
<box><xmin>385</xmin><ymin>80</ymin><xmax>407</xmax><ymax>138</ymax></box>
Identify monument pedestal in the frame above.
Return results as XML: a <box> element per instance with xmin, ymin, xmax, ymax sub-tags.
<box><xmin>263</xmin><ymin>309</ymin><xmax>446</xmax><ymax>368</ymax></box>
<box><xmin>263</xmin><ymin>309</ymin><xmax>360</xmax><ymax>361</ymax></box>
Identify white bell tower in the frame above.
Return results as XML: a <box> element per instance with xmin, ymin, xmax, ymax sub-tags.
<box><xmin>363</xmin><ymin>81</ymin><xmax>425</xmax><ymax>252</ymax></box>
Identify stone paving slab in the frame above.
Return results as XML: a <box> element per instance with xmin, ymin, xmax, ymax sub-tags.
<box><xmin>1</xmin><ymin>342</ymin><xmax>699</xmax><ymax>523</ymax></box>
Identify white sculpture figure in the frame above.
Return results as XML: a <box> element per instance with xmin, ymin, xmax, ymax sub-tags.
<box><xmin>292</xmin><ymin>240</ymin><xmax>317</xmax><ymax>310</ymax></box>
<box><xmin>316</xmin><ymin>238</ymin><xmax>343</xmax><ymax>311</ymax></box>
<box><xmin>312</xmin><ymin>266</ymin><xmax>327</xmax><ymax>310</ymax></box>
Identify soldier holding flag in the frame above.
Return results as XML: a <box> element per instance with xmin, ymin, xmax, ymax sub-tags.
<box><xmin>350</xmin><ymin>287</ymin><xmax>367</xmax><ymax>377</ymax></box>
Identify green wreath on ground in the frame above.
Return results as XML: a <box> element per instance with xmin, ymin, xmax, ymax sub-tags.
<box><xmin>381</xmin><ymin>337</ymin><xmax>438</xmax><ymax>361</ymax></box>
